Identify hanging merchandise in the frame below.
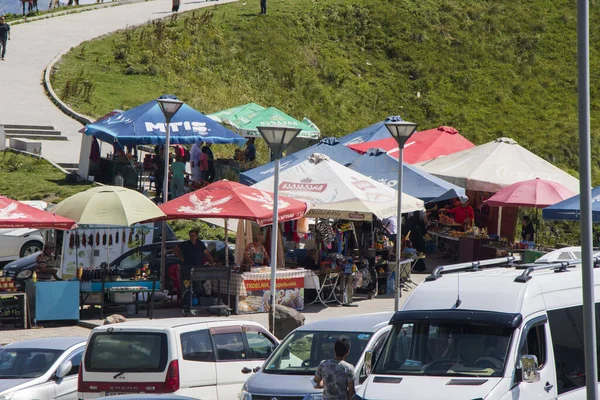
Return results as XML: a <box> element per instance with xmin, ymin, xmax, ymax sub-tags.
<box><xmin>128</xmin><ymin>231</ymin><xmax>133</xmax><ymax>245</ymax></box>
<box><xmin>75</xmin><ymin>233</ymin><xmax>81</xmax><ymax>248</ymax></box>
<box><xmin>102</xmin><ymin>233</ymin><xmax>107</xmax><ymax>246</ymax></box>
<box><xmin>316</xmin><ymin>221</ymin><xmax>335</xmax><ymax>244</ymax></box>
<box><xmin>89</xmin><ymin>234</ymin><xmax>94</xmax><ymax>247</ymax></box>
<box><xmin>108</xmin><ymin>233</ymin><xmax>113</xmax><ymax>246</ymax></box>
<box><xmin>69</xmin><ymin>233</ymin><xmax>75</xmax><ymax>249</ymax></box>
<box><xmin>95</xmin><ymin>233</ymin><xmax>100</xmax><ymax>246</ymax></box>
<box><xmin>115</xmin><ymin>231</ymin><xmax>119</xmax><ymax>244</ymax></box>
<box><xmin>82</xmin><ymin>233</ymin><xmax>87</xmax><ymax>247</ymax></box>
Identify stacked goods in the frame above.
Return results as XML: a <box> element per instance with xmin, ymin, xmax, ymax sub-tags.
<box><xmin>0</xmin><ymin>276</ymin><xmax>17</xmax><ymax>292</ymax></box>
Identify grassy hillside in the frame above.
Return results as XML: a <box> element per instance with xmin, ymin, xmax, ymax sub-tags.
<box><xmin>50</xmin><ymin>0</ymin><xmax>600</xmax><ymax>181</ymax></box>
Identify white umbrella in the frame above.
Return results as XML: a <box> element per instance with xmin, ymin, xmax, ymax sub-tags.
<box><xmin>252</xmin><ymin>153</ymin><xmax>424</xmax><ymax>221</ymax></box>
<box><xmin>416</xmin><ymin>137</ymin><xmax>579</xmax><ymax>193</ymax></box>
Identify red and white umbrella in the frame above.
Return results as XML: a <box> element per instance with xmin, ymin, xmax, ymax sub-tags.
<box><xmin>0</xmin><ymin>196</ymin><xmax>76</xmax><ymax>230</ymax></box>
<box><xmin>485</xmin><ymin>178</ymin><xmax>576</xmax><ymax>208</ymax></box>
<box><xmin>157</xmin><ymin>180</ymin><xmax>308</xmax><ymax>226</ymax></box>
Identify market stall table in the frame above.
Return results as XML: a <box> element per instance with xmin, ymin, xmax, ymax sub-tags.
<box><xmin>0</xmin><ymin>292</ymin><xmax>28</xmax><ymax>329</ymax></box>
<box><xmin>428</xmin><ymin>231</ymin><xmax>460</xmax><ymax>260</ymax></box>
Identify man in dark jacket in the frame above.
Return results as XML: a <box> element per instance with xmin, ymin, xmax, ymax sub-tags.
<box><xmin>0</xmin><ymin>16</ymin><xmax>11</xmax><ymax>61</ymax></box>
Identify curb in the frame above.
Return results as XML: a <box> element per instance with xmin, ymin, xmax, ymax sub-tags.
<box><xmin>5</xmin><ymin>147</ymin><xmax>70</xmax><ymax>174</ymax></box>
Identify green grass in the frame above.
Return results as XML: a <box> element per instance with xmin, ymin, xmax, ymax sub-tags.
<box><xmin>49</xmin><ymin>0</ymin><xmax>600</xmax><ymax>181</ymax></box>
<box><xmin>0</xmin><ymin>151</ymin><xmax>94</xmax><ymax>202</ymax></box>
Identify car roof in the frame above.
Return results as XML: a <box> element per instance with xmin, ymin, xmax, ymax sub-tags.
<box><xmin>297</xmin><ymin>312</ymin><xmax>394</xmax><ymax>333</ymax></box>
<box><xmin>4</xmin><ymin>337</ymin><xmax>87</xmax><ymax>350</ymax></box>
<box><xmin>93</xmin><ymin>318</ymin><xmax>262</xmax><ymax>331</ymax></box>
<box><xmin>97</xmin><ymin>395</ymin><xmax>196</xmax><ymax>400</ymax></box>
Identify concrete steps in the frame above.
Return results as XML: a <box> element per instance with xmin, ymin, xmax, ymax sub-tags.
<box><xmin>2</xmin><ymin>124</ymin><xmax>68</xmax><ymax>141</ymax></box>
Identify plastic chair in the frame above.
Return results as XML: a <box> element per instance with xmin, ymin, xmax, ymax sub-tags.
<box><xmin>307</xmin><ymin>271</ymin><xmax>341</xmax><ymax>307</ymax></box>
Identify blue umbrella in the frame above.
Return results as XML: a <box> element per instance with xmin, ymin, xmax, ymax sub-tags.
<box><xmin>348</xmin><ymin>149</ymin><xmax>466</xmax><ymax>203</ymax></box>
<box><xmin>84</xmin><ymin>97</ymin><xmax>247</xmax><ymax>147</ymax></box>
<box><xmin>542</xmin><ymin>186</ymin><xmax>600</xmax><ymax>222</ymax></box>
<box><xmin>338</xmin><ymin>116</ymin><xmax>403</xmax><ymax>146</ymax></box>
<box><xmin>240</xmin><ymin>137</ymin><xmax>359</xmax><ymax>185</ymax></box>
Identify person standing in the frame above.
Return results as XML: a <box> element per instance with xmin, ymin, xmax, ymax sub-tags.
<box><xmin>174</xmin><ymin>229</ymin><xmax>215</xmax><ymax>303</ymax></box>
<box><xmin>190</xmin><ymin>142</ymin><xmax>201</xmax><ymax>182</ymax></box>
<box><xmin>313</xmin><ymin>337</ymin><xmax>356</xmax><ymax>400</ymax></box>
<box><xmin>152</xmin><ymin>146</ymin><xmax>166</xmax><ymax>202</ymax></box>
<box><xmin>244</xmin><ymin>138</ymin><xmax>257</xmax><ymax>162</ymax></box>
<box><xmin>35</xmin><ymin>243</ymin><xmax>61</xmax><ymax>281</ymax></box>
<box><xmin>521</xmin><ymin>216</ymin><xmax>535</xmax><ymax>242</ymax></box>
<box><xmin>0</xmin><ymin>16</ymin><xmax>10</xmax><ymax>61</ymax></box>
<box><xmin>172</xmin><ymin>0</ymin><xmax>180</xmax><ymax>12</ymax></box>
<box><xmin>446</xmin><ymin>198</ymin><xmax>474</xmax><ymax>228</ymax></box>
<box><xmin>170</xmin><ymin>153</ymin><xmax>186</xmax><ymax>199</ymax></box>
<box><xmin>259</xmin><ymin>0</ymin><xmax>266</xmax><ymax>14</ymax></box>
<box><xmin>203</xmin><ymin>143</ymin><xmax>215</xmax><ymax>182</ymax></box>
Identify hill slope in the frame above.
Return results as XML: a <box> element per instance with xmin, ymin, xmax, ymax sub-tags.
<box><xmin>50</xmin><ymin>0</ymin><xmax>600</xmax><ymax>181</ymax></box>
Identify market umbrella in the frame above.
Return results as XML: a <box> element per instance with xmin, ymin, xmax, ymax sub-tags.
<box><xmin>347</xmin><ymin>148</ymin><xmax>467</xmax><ymax>203</ymax></box>
<box><xmin>50</xmin><ymin>186</ymin><xmax>166</xmax><ymax>226</ymax></box>
<box><xmin>154</xmin><ymin>180</ymin><xmax>308</xmax><ymax>226</ymax></box>
<box><xmin>417</xmin><ymin>137</ymin><xmax>580</xmax><ymax>193</ymax></box>
<box><xmin>230</xmin><ymin>107</ymin><xmax>320</xmax><ymax>140</ymax></box>
<box><xmin>485</xmin><ymin>178</ymin><xmax>576</xmax><ymax>208</ymax></box>
<box><xmin>240</xmin><ymin>137</ymin><xmax>359</xmax><ymax>185</ymax></box>
<box><xmin>542</xmin><ymin>186</ymin><xmax>600</xmax><ymax>222</ymax></box>
<box><xmin>84</xmin><ymin>96</ymin><xmax>247</xmax><ymax>146</ymax></box>
<box><xmin>207</xmin><ymin>102</ymin><xmax>266</xmax><ymax>124</ymax></box>
<box><xmin>252</xmin><ymin>153</ymin><xmax>425</xmax><ymax>221</ymax></box>
<box><xmin>338</xmin><ymin>115</ymin><xmax>403</xmax><ymax>146</ymax></box>
<box><xmin>0</xmin><ymin>196</ymin><xmax>76</xmax><ymax>230</ymax></box>
<box><xmin>347</xmin><ymin>126</ymin><xmax>475</xmax><ymax>164</ymax></box>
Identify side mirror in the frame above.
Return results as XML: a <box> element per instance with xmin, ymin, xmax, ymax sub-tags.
<box><xmin>364</xmin><ymin>350</ymin><xmax>375</xmax><ymax>376</ymax></box>
<box><xmin>55</xmin><ymin>361</ymin><xmax>72</xmax><ymax>380</ymax></box>
<box><xmin>520</xmin><ymin>355</ymin><xmax>540</xmax><ymax>383</ymax></box>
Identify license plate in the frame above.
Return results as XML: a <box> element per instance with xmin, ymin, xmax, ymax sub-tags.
<box><xmin>104</xmin><ymin>393</ymin><xmax>128</xmax><ymax>396</ymax></box>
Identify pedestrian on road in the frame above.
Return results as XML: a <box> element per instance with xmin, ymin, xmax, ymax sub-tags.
<box><xmin>259</xmin><ymin>0</ymin><xmax>266</xmax><ymax>14</ymax></box>
<box><xmin>313</xmin><ymin>337</ymin><xmax>356</xmax><ymax>400</ymax></box>
<box><xmin>0</xmin><ymin>16</ymin><xmax>10</xmax><ymax>61</ymax></box>
<box><xmin>172</xmin><ymin>0</ymin><xmax>180</xmax><ymax>12</ymax></box>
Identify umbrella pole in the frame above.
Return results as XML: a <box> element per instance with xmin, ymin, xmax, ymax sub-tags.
<box><xmin>224</xmin><ymin>218</ymin><xmax>229</xmax><ymax>266</ymax></box>
<box><xmin>497</xmin><ymin>206</ymin><xmax>503</xmax><ymax>236</ymax></box>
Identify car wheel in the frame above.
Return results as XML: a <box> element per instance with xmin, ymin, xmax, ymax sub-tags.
<box><xmin>20</xmin><ymin>240</ymin><xmax>43</xmax><ymax>257</ymax></box>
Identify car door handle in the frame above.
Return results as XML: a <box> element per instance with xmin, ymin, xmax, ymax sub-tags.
<box><xmin>253</xmin><ymin>366</ymin><xmax>261</xmax><ymax>373</ymax></box>
<box><xmin>242</xmin><ymin>367</ymin><xmax>252</xmax><ymax>374</ymax></box>
<box><xmin>544</xmin><ymin>382</ymin><xmax>553</xmax><ymax>393</ymax></box>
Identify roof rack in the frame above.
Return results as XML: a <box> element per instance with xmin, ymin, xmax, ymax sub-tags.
<box><xmin>425</xmin><ymin>256</ymin><xmax>516</xmax><ymax>282</ymax></box>
<box><xmin>514</xmin><ymin>257</ymin><xmax>600</xmax><ymax>283</ymax></box>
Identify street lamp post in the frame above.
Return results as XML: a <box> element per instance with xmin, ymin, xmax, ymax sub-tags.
<box><xmin>257</xmin><ymin>125</ymin><xmax>302</xmax><ymax>335</ymax></box>
<box><xmin>157</xmin><ymin>96</ymin><xmax>184</xmax><ymax>290</ymax></box>
<box><xmin>385</xmin><ymin>120</ymin><xmax>418</xmax><ymax>312</ymax></box>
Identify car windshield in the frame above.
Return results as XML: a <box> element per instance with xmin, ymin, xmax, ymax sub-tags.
<box><xmin>263</xmin><ymin>331</ymin><xmax>372</xmax><ymax>375</ymax></box>
<box><xmin>0</xmin><ymin>348</ymin><xmax>63</xmax><ymax>379</ymax></box>
<box><xmin>373</xmin><ymin>322</ymin><xmax>514</xmax><ymax>377</ymax></box>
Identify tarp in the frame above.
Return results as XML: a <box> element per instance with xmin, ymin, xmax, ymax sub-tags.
<box><xmin>252</xmin><ymin>153</ymin><xmax>424</xmax><ymax>221</ymax></box>
<box><xmin>485</xmin><ymin>178</ymin><xmax>576</xmax><ymax>208</ymax></box>
<box><xmin>155</xmin><ymin>180</ymin><xmax>308</xmax><ymax>227</ymax></box>
<box><xmin>240</xmin><ymin>137</ymin><xmax>359</xmax><ymax>185</ymax></box>
<box><xmin>209</xmin><ymin>105</ymin><xmax>320</xmax><ymax>140</ymax></box>
<box><xmin>337</xmin><ymin>116</ymin><xmax>403</xmax><ymax>146</ymax></box>
<box><xmin>0</xmin><ymin>197</ymin><xmax>76</xmax><ymax>230</ymax></box>
<box><xmin>416</xmin><ymin>137</ymin><xmax>579</xmax><ymax>193</ymax></box>
<box><xmin>84</xmin><ymin>97</ymin><xmax>247</xmax><ymax>147</ymax></box>
<box><xmin>347</xmin><ymin>126</ymin><xmax>475</xmax><ymax>164</ymax></box>
<box><xmin>347</xmin><ymin>149</ymin><xmax>467</xmax><ymax>203</ymax></box>
<box><xmin>542</xmin><ymin>186</ymin><xmax>600</xmax><ymax>222</ymax></box>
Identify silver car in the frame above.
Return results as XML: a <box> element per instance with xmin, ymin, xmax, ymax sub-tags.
<box><xmin>0</xmin><ymin>337</ymin><xmax>86</xmax><ymax>400</ymax></box>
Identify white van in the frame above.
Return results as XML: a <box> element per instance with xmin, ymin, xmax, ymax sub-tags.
<box><xmin>77</xmin><ymin>318</ymin><xmax>278</xmax><ymax>399</ymax></box>
<box><xmin>356</xmin><ymin>257</ymin><xmax>599</xmax><ymax>400</ymax></box>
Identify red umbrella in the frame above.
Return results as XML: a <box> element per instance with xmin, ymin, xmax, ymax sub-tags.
<box><xmin>0</xmin><ymin>196</ymin><xmax>76</xmax><ymax>230</ymax></box>
<box><xmin>347</xmin><ymin>126</ymin><xmax>475</xmax><ymax>164</ymax></box>
<box><xmin>158</xmin><ymin>180</ymin><xmax>308</xmax><ymax>226</ymax></box>
<box><xmin>484</xmin><ymin>178</ymin><xmax>576</xmax><ymax>208</ymax></box>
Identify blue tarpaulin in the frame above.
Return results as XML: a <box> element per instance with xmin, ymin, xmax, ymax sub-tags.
<box><xmin>542</xmin><ymin>186</ymin><xmax>600</xmax><ymax>222</ymax></box>
<box><xmin>240</xmin><ymin>137</ymin><xmax>359</xmax><ymax>185</ymax></box>
<box><xmin>84</xmin><ymin>97</ymin><xmax>247</xmax><ymax>147</ymax></box>
<box><xmin>338</xmin><ymin>116</ymin><xmax>403</xmax><ymax>146</ymax></box>
<box><xmin>348</xmin><ymin>149</ymin><xmax>466</xmax><ymax>203</ymax></box>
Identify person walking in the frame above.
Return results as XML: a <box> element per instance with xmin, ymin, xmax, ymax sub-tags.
<box><xmin>313</xmin><ymin>337</ymin><xmax>356</xmax><ymax>400</ymax></box>
<box><xmin>0</xmin><ymin>16</ymin><xmax>10</xmax><ymax>61</ymax></box>
<box><xmin>172</xmin><ymin>0</ymin><xmax>180</xmax><ymax>12</ymax></box>
<box><xmin>259</xmin><ymin>0</ymin><xmax>266</xmax><ymax>14</ymax></box>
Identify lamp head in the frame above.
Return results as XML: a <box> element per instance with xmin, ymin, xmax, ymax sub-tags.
<box><xmin>257</xmin><ymin>126</ymin><xmax>302</xmax><ymax>159</ymax></box>
<box><xmin>157</xmin><ymin>97</ymin><xmax>184</xmax><ymax>122</ymax></box>
<box><xmin>385</xmin><ymin>120</ymin><xmax>418</xmax><ymax>148</ymax></box>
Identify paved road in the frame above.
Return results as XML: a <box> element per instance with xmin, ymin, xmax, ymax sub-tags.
<box><xmin>0</xmin><ymin>0</ymin><xmax>236</xmax><ymax>165</ymax></box>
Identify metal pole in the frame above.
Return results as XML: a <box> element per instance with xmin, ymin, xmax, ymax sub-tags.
<box><xmin>160</xmin><ymin>120</ymin><xmax>171</xmax><ymax>291</ymax></box>
<box><xmin>577</xmin><ymin>0</ymin><xmax>597</xmax><ymax>398</ymax></box>
<box><xmin>394</xmin><ymin>148</ymin><xmax>404</xmax><ymax>312</ymax></box>
<box><xmin>269</xmin><ymin>158</ymin><xmax>280</xmax><ymax>334</ymax></box>
<box><xmin>224</xmin><ymin>218</ymin><xmax>229</xmax><ymax>266</ymax></box>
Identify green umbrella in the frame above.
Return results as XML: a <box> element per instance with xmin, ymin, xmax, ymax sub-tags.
<box><xmin>237</xmin><ymin>107</ymin><xmax>320</xmax><ymax>139</ymax></box>
<box><xmin>207</xmin><ymin>103</ymin><xmax>266</xmax><ymax>125</ymax></box>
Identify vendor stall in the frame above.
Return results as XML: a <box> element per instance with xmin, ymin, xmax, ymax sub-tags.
<box><xmin>26</xmin><ymin>281</ymin><xmax>79</xmax><ymax>324</ymax></box>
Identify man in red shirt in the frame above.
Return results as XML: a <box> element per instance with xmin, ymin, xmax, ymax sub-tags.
<box><xmin>447</xmin><ymin>198</ymin><xmax>474</xmax><ymax>227</ymax></box>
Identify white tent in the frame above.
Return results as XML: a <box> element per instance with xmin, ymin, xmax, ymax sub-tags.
<box><xmin>416</xmin><ymin>137</ymin><xmax>579</xmax><ymax>193</ymax></box>
<box><xmin>252</xmin><ymin>153</ymin><xmax>424</xmax><ymax>221</ymax></box>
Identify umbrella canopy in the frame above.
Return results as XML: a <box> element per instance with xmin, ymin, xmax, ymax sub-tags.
<box><xmin>78</xmin><ymin>110</ymin><xmax>123</xmax><ymax>134</ymax></box>
<box><xmin>348</xmin><ymin>126</ymin><xmax>475</xmax><ymax>164</ymax></box>
<box><xmin>338</xmin><ymin>116</ymin><xmax>405</xmax><ymax>146</ymax></box>
<box><xmin>252</xmin><ymin>153</ymin><xmax>424</xmax><ymax>221</ymax></box>
<box><xmin>84</xmin><ymin>97</ymin><xmax>247</xmax><ymax>147</ymax></box>
<box><xmin>417</xmin><ymin>137</ymin><xmax>579</xmax><ymax>193</ymax></box>
<box><xmin>0</xmin><ymin>196</ymin><xmax>76</xmax><ymax>230</ymax></box>
<box><xmin>348</xmin><ymin>149</ymin><xmax>467</xmax><ymax>203</ymax></box>
<box><xmin>207</xmin><ymin>102</ymin><xmax>266</xmax><ymax>124</ymax></box>
<box><xmin>233</xmin><ymin>107</ymin><xmax>320</xmax><ymax>140</ymax></box>
<box><xmin>485</xmin><ymin>178</ymin><xmax>576</xmax><ymax>208</ymax></box>
<box><xmin>240</xmin><ymin>137</ymin><xmax>359</xmax><ymax>185</ymax></box>
<box><xmin>156</xmin><ymin>180</ymin><xmax>308</xmax><ymax>227</ymax></box>
<box><xmin>50</xmin><ymin>186</ymin><xmax>166</xmax><ymax>226</ymax></box>
<box><xmin>542</xmin><ymin>186</ymin><xmax>600</xmax><ymax>222</ymax></box>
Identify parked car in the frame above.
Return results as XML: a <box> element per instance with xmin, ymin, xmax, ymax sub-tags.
<box><xmin>240</xmin><ymin>312</ymin><xmax>394</xmax><ymax>400</ymax></box>
<box><xmin>78</xmin><ymin>318</ymin><xmax>279</xmax><ymax>399</ymax></box>
<box><xmin>0</xmin><ymin>201</ymin><xmax>51</xmax><ymax>264</ymax></box>
<box><xmin>97</xmin><ymin>395</ymin><xmax>197</xmax><ymax>400</ymax></box>
<box><xmin>3</xmin><ymin>239</ymin><xmax>234</xmax><ymax>292</ymax></box>
<box><xmin>0</xmin><ymin>337</ymin><xmax>86</xmax><ymax>400</ymax></box>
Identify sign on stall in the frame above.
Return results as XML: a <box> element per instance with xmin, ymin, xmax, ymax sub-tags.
<box><xmin>238</xmin><ymin>277</ymin><xmax>305</xmax><ymax>314</ymax></box>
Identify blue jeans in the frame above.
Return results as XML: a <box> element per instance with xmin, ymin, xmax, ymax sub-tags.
<box><xmin>0</xmin><ymin>38</ymin><xmax>6</xmax><ymax>59</ymax></box>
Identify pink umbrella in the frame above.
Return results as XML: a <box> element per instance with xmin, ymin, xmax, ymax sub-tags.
<box><xmin>485</xmin><ymin>178</ymin><xmax>576</xmax><ymax>208</ymax></box>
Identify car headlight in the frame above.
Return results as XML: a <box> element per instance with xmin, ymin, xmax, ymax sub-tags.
<box><xmin>307</xmin><ymin>394</ymin><xmax>323</xmax><ymax>400</ymax></box>
<box><xmin>239</xmin><ymin>383</ymin><xmax>251</xmax><ymax>400</ymax></box>
<box><xmin>0</xmin><ymin>391</ymin><xmax>15</xmax><ymax>400</ymax></box>
<box><xmin>16</xmin><ymin>270</ymin><xmax>32</xmax><ymax>279</ymax></box>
